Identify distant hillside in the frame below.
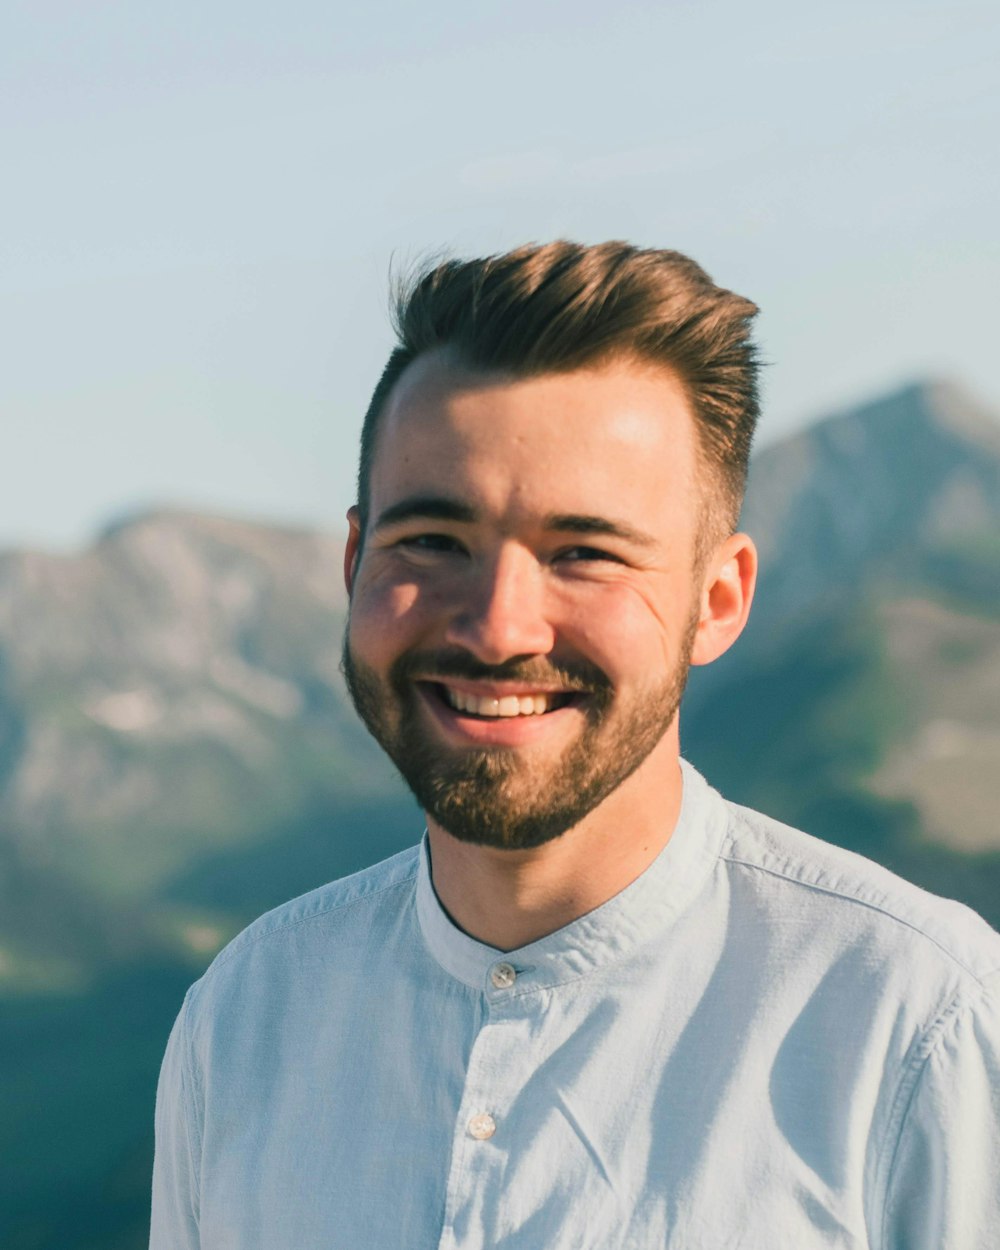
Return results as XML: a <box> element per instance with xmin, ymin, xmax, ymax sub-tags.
<box><xmin>0</xmin><ymin>378</ymin><xmax>995</xmax><ymax>930</ymax></box>
<box><xmin>0</xmin><ymin>510</ymin><xmax>407</xmax><ymax>903</ymax></box>
<box><xmin>0</xmin><ymin>377</ymin><xmax>997</xmax><ymax>1249</ymax></box>
<box><xmin>0</xmin><ymin>514</ymin><xmax>416</xmax><ymax>1250</ymax></box>
<box><xmin>685</xmin><ymin>378</ymin><xmax>1000</xmax><ymax>861</ymax></box>
<box><xmin>740</xmin><ymin>378</ymin><xmax>1000</xmax><ymax>633</ymax></box>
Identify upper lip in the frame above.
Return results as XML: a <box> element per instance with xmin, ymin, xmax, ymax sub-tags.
<box><xmin>418</xmin><ymin>678</ymin><xmax>582</xmax><ymax>698</ymax></box>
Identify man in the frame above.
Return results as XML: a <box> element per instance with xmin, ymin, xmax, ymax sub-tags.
<box><xmin>151</xmin><ymin>241</ymin><xmax>1000</xmax><ymax>1248</ymax></box>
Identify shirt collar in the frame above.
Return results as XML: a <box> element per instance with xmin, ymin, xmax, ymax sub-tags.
<box><xmin>415</xmin><ymin>759</ymin><xmax>727</xmax><ymax>994</ymax></box>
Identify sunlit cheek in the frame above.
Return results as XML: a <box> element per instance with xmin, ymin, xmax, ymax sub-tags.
<box><xmin>350</xmin><ymin>571</ymin><xmax>458</xmax><ymax>656</ymax></box>
<box><xmin>557</xmin><ymin>581</ymin><xmax>689</xmax><ymax>679</ymax></box>
<box><xmin>352</xmin><ymin>579</ymin><xmax>419</xmax><ymax>632</ymax></box>
<box><xmin>556</xmin><ymin>584</ymin><xmax>636</xmax><ymax>654</ymax></box>
<box><xmin>383</xmin><ymin>581</ymin><xmax>423</xmax><ymax>618</ymax></box>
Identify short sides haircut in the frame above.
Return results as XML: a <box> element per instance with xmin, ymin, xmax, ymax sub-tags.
<box><xmin>357</xmin><ymin>240</ymin><xmax>761</xmax><ymax>535</ymax></box>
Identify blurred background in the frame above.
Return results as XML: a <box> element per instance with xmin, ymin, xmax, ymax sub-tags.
<box><xmin>2</xmin><ymin>1</ymin><xmax>998</xmax><ymax>1245</ymax></box>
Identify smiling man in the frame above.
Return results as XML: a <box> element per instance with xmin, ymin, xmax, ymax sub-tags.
<box><xmin>151</xmin><ymin>242</ymin><xmax>1000</xmax><ymax>1249</ymax></box>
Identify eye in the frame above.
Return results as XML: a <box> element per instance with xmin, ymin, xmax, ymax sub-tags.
<box><xmin>555</xmin><ymin>545</ymin><xmax>623</xmax><ymax>565</ymax></box>
<box><xmin>397</xmin><ymin>532</ymin><xmax>467</xmax><ymax>555</ymax></box>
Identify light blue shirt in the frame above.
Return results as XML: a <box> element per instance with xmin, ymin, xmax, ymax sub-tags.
<box><xmin>150</xmin><ymin>763</ymin><xmax>1000</xmax><ymax>1248</ymax></box>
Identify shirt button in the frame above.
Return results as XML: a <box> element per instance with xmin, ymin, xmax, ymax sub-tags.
<box><xmin>490</xmin><ymin>962</ymin><xmax>517</xmax><ymax>989</ymax></box>
<box><xmin>468</xmin><ymin>1113</ymin><xmax>497</xmax><ymax>1140</ymax></box>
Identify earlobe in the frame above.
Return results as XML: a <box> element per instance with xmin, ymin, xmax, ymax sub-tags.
<box><xmin>690</xmin><ymin>533</ymin><xmax>758</xmax><ymax>667</ymax></box>
<box><xmin>344</xmin><ymin>507</ymin><xmax>363</xmax><ymax>598</ymax></box>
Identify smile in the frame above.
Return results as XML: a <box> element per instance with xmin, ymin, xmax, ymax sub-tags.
<box><xmin>434</xmin><ymin>683</ymin><xmax>577</xmax><ymax>719</ymax></box>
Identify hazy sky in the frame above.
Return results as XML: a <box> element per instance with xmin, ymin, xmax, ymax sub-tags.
<box><xmin>3</xmin><ymin>0</ymin><xmax>998</xmax><ymax>550</ymax></box>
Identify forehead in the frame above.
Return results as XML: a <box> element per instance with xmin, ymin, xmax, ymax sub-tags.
<box><xmin>380</xmin><ymin>352</ymin><xmax>700</xmax><ymax>482</ymax></box>
<box><xmin>362</xmin><ymin>352</ymin><xmax>705</xmax><ymax>552</ymax></box>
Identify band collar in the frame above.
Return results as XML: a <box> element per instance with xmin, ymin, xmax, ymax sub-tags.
<box><xmin>415</xmin><ymin>759</ymin><xmax>727</xmax><ymax>993</ymax></box>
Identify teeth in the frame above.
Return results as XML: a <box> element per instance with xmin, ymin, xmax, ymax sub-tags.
<box><xmin>445</xmin><ymin>688</ymin><xmax>559</xmax><ymax>717</ymax></box>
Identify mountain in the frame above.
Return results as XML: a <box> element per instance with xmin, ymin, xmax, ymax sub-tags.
<box><xmin>0</xmin><ymin>378</ymin><xmax>997</xmax><ymax>1248</ymax></box>
<box><xmin>684</xmin><ymin>378</ymin><xmax>1000</xmax><ymax>860</ymax></box>
<box><xmin>0</xmin><ymin>379</ymin><xmax>996</xmax><ymax>915</ymax></box>
<box><xmin>0</xmin><ymin>510</ymin><xmax>408</xmax><ymax>904</ymax></box>
<box><xmin>739</xmin><ymin>378</ymin><xmax>1000</xmax><ymax>633</ymax></box>
<box><xmin>0</xmin><ymin>513</ymin><xmax>417</xmax><ymax>1249</ymax></box>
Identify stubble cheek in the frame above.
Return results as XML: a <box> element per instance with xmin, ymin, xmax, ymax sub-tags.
<box><xmin>353</xmin><ymin>551</ymin><xmax>462</xmax><ymax>636</ymax></box>
<box><xmin>614</xmin><ymin>575</ymin><xmax>700</xmax><ymax>674</ymax></box>
<box><xmin>347</xmin><ymin>568</ymin><xmax>423</xmax><ymax>662</ymax></box>
<box><xmin>560</xmin><ymin>579</ymin><xmax>676</xmax><ymax>682</ymax></box>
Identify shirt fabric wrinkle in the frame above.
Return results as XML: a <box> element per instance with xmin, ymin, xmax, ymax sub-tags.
<box><xmin>150</xmin><ymin>760</ymin><xmax>1000</xmax><ymax>1250</ymax></box>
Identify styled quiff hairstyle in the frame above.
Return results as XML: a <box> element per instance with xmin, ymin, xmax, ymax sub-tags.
<box><xmin>358</xmin><ymin>240</ymin><xmax>761</xmax><ymax>535</ymax></box>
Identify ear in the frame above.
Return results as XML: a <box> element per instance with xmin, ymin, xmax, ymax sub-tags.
<box><xmin>690</xmin><ymin>532</ymin><xmax>758</xmax><ymax>667</ymax></box>
<box><xmin>344</xmin><ymin>506</ymin><xmax>363</xmax><ymax>598</ymax></box>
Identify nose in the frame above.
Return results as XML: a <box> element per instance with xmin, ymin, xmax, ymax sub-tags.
<box><xmin>444</xmin><ymin>544</ymin><xmax>555</xmax><ymax>664</ymax></box>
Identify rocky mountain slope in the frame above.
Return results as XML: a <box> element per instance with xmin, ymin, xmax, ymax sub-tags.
<box><xmin>0</xmin><ymin>377</ymin><xmax>997</xmax><ymax>1249</ymax></box>
<box><xmin>740</xmin><ymin>379</ymin><xmax>1000</xmax><ymax>634</ymax></box>
<box><xmin>0</xmin><ymin>378</ymin><xmax>994</xmax><ymax>924</ymax></box>
<box><xmin>0</xmin><ymin>511</ymin><xmax>400</xmax><ymax>901</ymax></box>
<box><xmin>684</xmin><ymin>378</ymin><xmax>1000</xmax><ymax>859</ymax></box>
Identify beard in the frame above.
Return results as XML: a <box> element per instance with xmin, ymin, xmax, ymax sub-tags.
<box><xmin>341</xmin><ymin>618</ymin><xmax>697</xmax><ymax>851</ymax></box>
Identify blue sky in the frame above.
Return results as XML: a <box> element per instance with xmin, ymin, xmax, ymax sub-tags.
<box><xmin>3</xmin><ymin>0</ymin><xmax>998</xmax><ymax>549</ymax></box>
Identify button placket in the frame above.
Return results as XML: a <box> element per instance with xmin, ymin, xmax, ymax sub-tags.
<box><xmin>438</xmin><ymin>972</ymin><xmax>543</xmax><ymax>1247</ymax></box>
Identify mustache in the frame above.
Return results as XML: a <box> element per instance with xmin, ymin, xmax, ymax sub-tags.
<box><xmin>389</xmin><ymin>647</ymin><xmax>611</xmax><ymax>695</ymax></box>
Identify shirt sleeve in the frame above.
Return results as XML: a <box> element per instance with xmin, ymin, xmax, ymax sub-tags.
<box><xmin>149</xmin><ymin>991</ymin><xmax>202</xmax><ymax>1250</ymax></box>
<box><xmin>881</xmin><ymin>973</ymin><xmax>1000</xmax><ymax>1250</ymax></box>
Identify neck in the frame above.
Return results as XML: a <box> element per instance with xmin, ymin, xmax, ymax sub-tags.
<box><xmin>426</xmin><ymin>737</ymin><xmax>684</xmax><ymax>951</ymax></box>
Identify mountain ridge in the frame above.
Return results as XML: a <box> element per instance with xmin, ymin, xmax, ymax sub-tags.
<box><xmin>0</xmin><ymin>376</ymin><xmax>998</xmax><ymax>1249</ymax></box>
<box><xmin>0</xmin><ymin>376</ymin><xmax>996</xmax><ymax>903</ymax></box>
<box><xmin>738</xmin><ymin>377</ymin><xmax>1000</xmax><ymax>640</ymax></box>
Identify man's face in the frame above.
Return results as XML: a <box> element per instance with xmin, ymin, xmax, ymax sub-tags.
<box><xmin>342</xmin><ymin>352</ymin><xmax>716</xmax><ymax>850</ymax></box>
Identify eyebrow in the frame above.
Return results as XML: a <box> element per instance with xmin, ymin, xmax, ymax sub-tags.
<box><xmin>543</xmin><ymin>513</ymin><xmax>658</xmax><ymax>549</ymax></box>
<box><xmin>372</xmin><ymin>496</ymin><xmax>478</xmax><ymax>532</ymax></box>
<box><xmin>372</xmin><ymin>495</ymin><xmax>657</xmax><ymax>549</ymax></box>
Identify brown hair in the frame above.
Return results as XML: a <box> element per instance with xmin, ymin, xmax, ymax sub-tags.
<box><xmin>357</xmin><ymin>240</ymin><xmax>761</xmax><ymax>535</ymax></box>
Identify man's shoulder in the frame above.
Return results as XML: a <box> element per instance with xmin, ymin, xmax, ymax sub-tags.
<box><xmin>718</xmin><ymin>796</ymin><xmax>1000</xmax><ymax>985</ymax></box>
<box><xmin>194</xmin><ymin>841</ymin><xmax>423</xmax><ymax>990</ymax></box>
